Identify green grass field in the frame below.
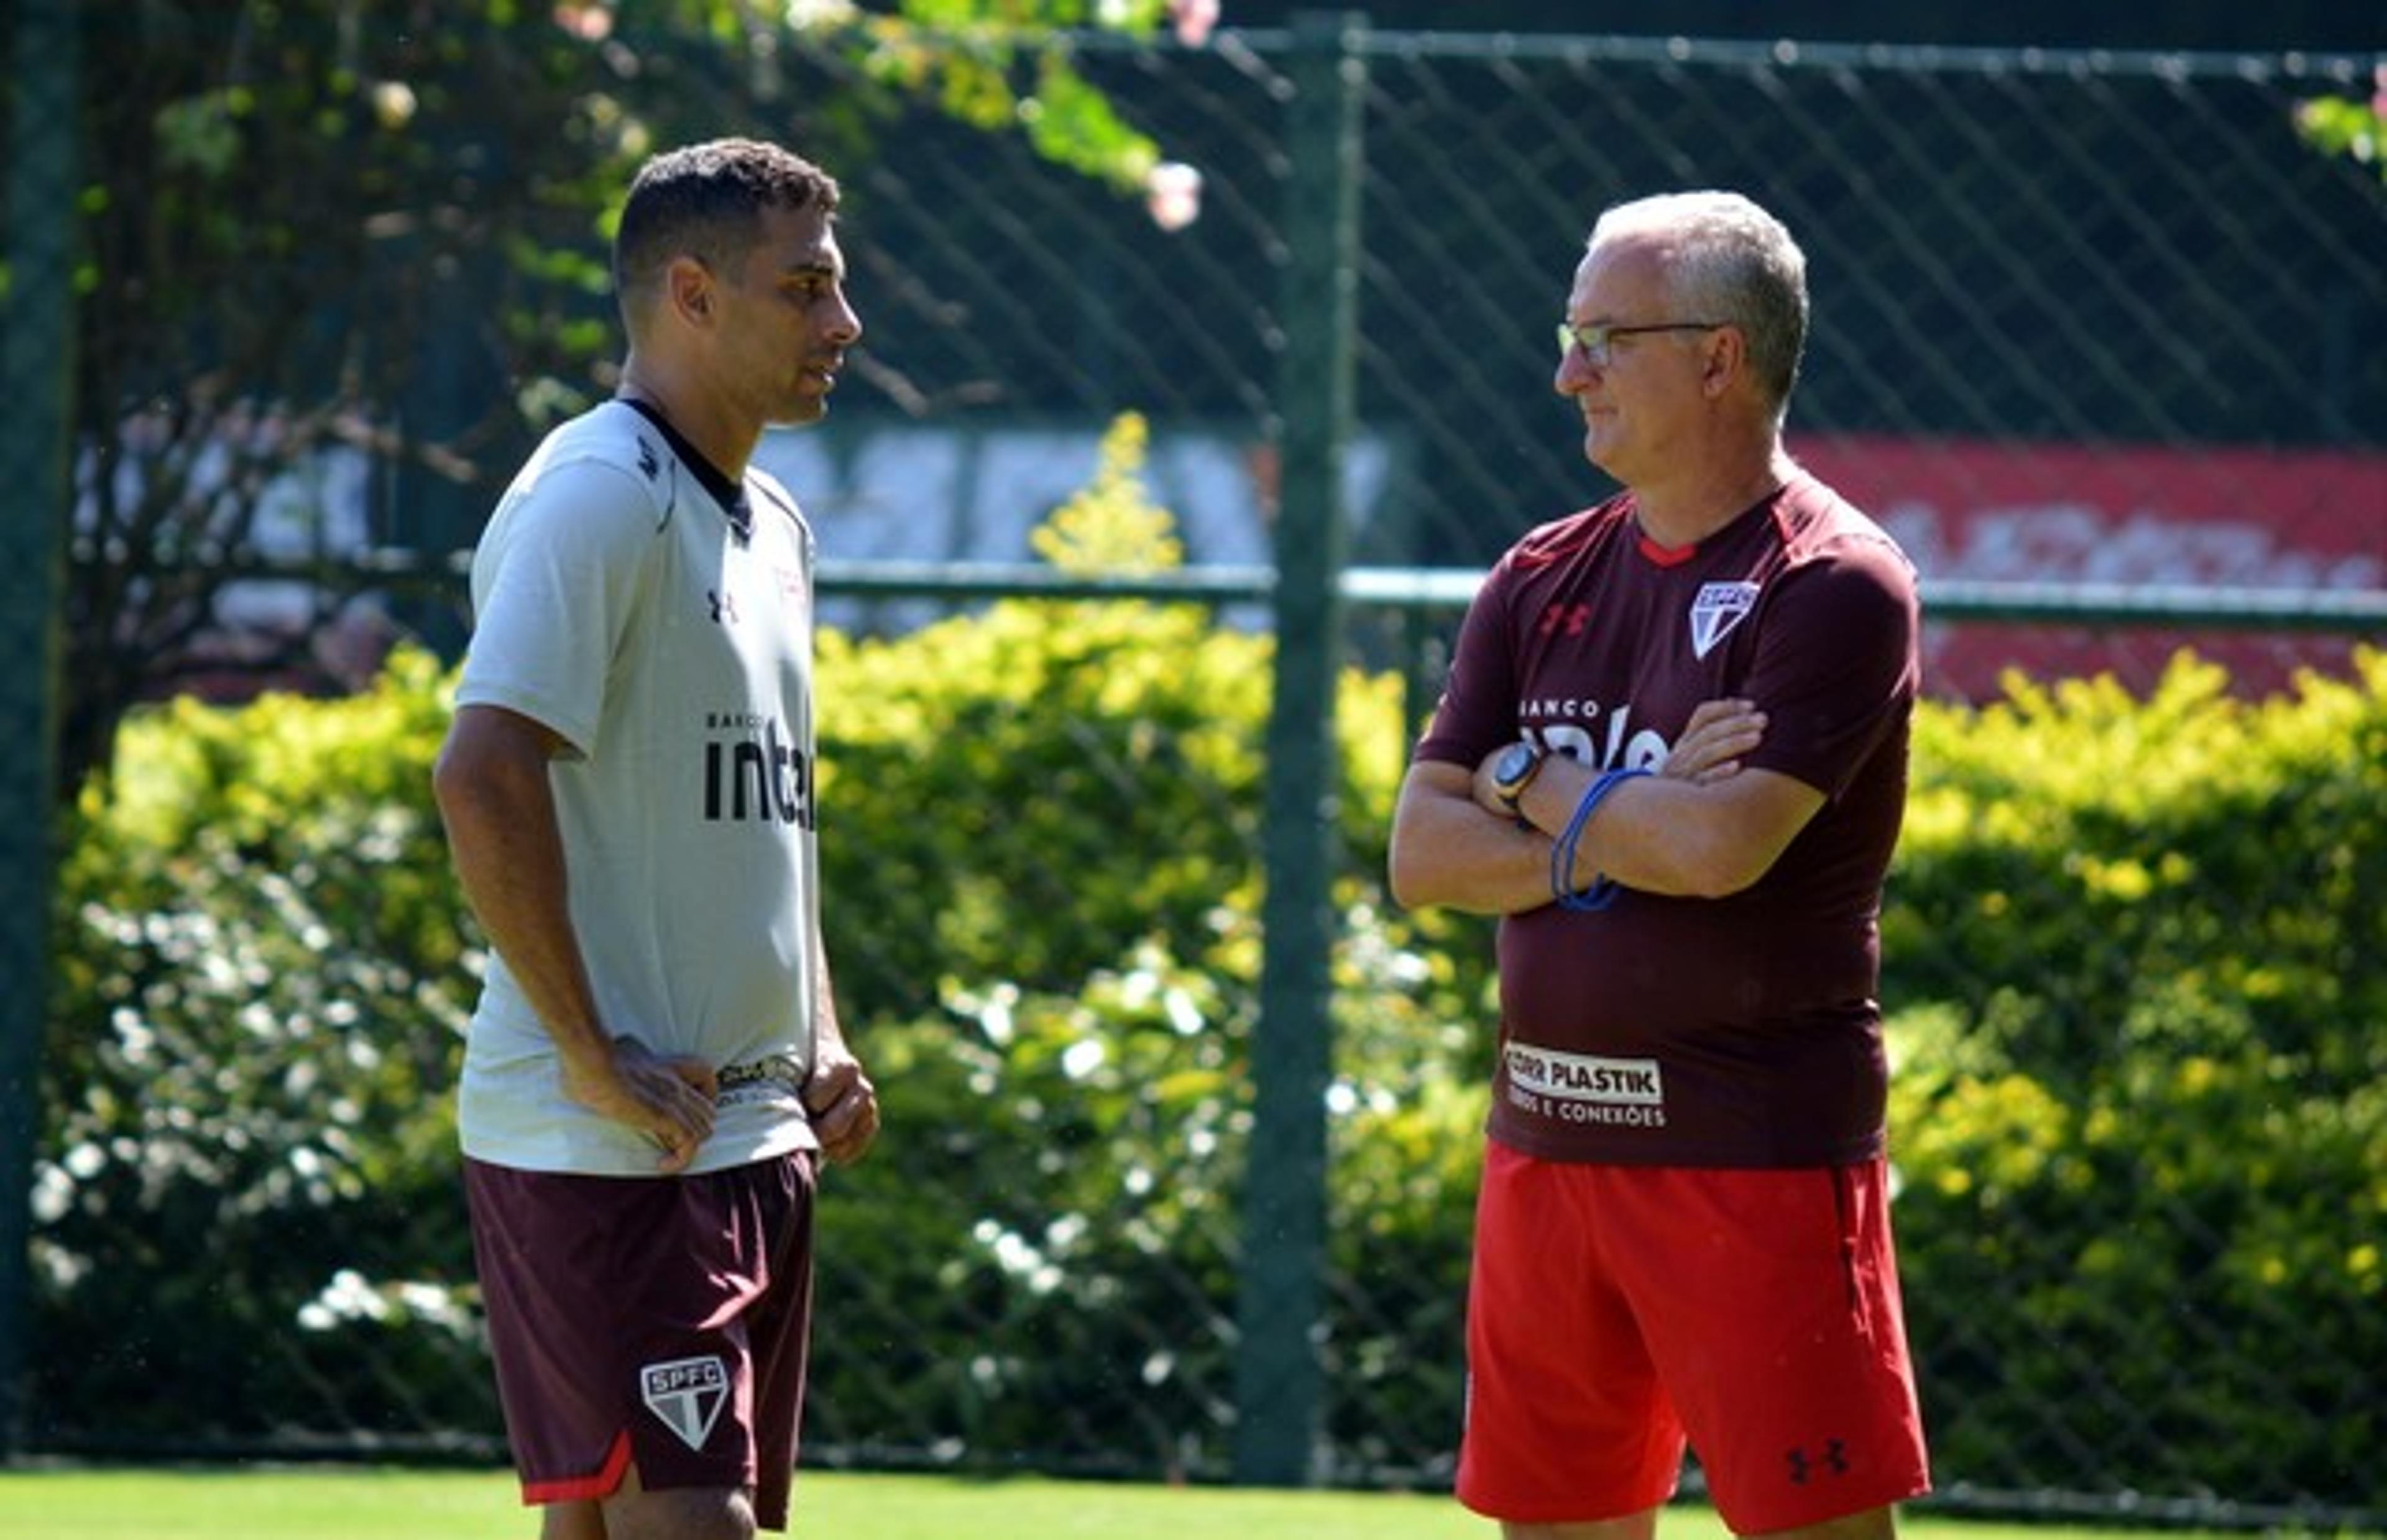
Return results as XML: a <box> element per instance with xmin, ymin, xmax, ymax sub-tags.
<box><xmin>0</xmin><ymin>1467</ymin><xmax>2255</xmax><ymax>1540</ymax></box>
<box><xmin>0</xmin><ymin>1467</ymin><xmax>1485</xmax><ymax>1540</ymax></box>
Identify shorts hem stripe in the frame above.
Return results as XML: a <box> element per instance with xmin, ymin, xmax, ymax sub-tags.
<box><xmin>522</xmin><ymin>1428</ymin><xmax>633</xmax><ymax>1507</ymax></box>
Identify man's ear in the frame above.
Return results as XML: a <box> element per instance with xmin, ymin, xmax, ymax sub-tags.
<box><xmin>665</xmin><ymin>255</ymin><xmax>715</xmax><ymax>327</ymax></box>
<box><xmin>1701</xmin><ymin>324</ymin><xmax>1747</xmax><ymax>401</ymax></box>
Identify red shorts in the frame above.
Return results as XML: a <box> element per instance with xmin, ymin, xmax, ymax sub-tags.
<box><xmin>464</xmin><ymin>1153</ymin><xmax>817</xmax><ymax>1531</ymax></box>
<box><xmin>1458</xmin><ymin>1145</ymin><xmax>1929</xmax><ymax>1533</ymax></box>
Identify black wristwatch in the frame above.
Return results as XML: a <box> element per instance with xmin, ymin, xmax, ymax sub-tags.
<box><xmin>1491</xmin><ymin>740</ymin><xmax>1547</xmax><ymax>813</ymax></box>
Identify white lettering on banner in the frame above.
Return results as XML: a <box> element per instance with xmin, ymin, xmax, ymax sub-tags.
<box><xmin>1881</xmin><ymin>503</ymin><xmax>2385</xmax><ymax>589</ymax></box>
<box><xmin>755</xmin><ymin>422</ymin><xmax>1397</xmax><ymax>633</ymax></box>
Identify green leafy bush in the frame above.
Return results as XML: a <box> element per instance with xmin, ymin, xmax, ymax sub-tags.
<box><xmin>39</xmin><ymin>646</ymin><xmax>489</xmax><ymax>1446</ymax></box>
<box><xmin>32</xmin><ymin>422</ymin><xmax>2383</xmax><ymax>1506</ymax></box>
<box><xmin>1885</xmin><ymin>652</ymin><xmax>2386</xmax><ymax>1507</ymax></box>
<box><xmin>34</xmin><ymin>415</ymin><xmax>1486</xmax><ymax>1472</ymax></box>
<box><xmin>801</xmin><ymin>416</ymin><xmax>1482</xmax><ymax>1472</ymax></box>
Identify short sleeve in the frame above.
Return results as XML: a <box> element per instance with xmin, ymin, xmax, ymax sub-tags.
<box><xmin>1739</xmin><ymin>535</ymin><xmax>1919</xmax><ymax>799</ymax></box>
<box><xmin>1412</xmin><ymin>560</ymin><xmax>1522</xmax><ymax>769</ymax></box>
<box><xmin>456</xmin><ymin>456</ymin><xmax>663</xmax><ymax>758</ymax></box>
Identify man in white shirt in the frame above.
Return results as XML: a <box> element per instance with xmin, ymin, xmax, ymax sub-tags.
<box><xmin>434</xmin><ymin>137</ymin><xmax>878</xmax><ymax>1540</ymax></box>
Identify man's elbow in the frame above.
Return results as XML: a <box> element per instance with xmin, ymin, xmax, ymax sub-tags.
<box><xmin>431</xmin><ymin>733</ymin><xmax>510</xmax><ymax>843</ymax></box>
<box><xmin>1667</xmin><ymin>835</ymin><xmax>1782</xmax><ymax>899</ymax></box>
<box><xmin>1386</xmin><ymin>828</ymin><xmax>1441</xmax><ymax>912</ymax></box>
<box><xmin>430</xmin><ymin>738</ymin><xmax>473</xmax><ymax>832</ymax></box>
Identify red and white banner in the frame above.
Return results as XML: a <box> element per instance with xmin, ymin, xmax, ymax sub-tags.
<box><xmin>1789</xmin><ymin>435</ymin><xmax>2387</xmax><ymax>700</ymax></box>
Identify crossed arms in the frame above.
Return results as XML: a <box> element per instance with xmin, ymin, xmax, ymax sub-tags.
<box><xmin>1387</xmin><ymin>699</ymin><xmax>1825</xmax><ymax>916</ymax></box>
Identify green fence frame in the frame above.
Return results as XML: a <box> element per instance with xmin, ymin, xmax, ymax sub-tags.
<box><xmin>0</xmin><ymin>0</ymin><xmax>81</xmax><ymax>1460</ymax></box>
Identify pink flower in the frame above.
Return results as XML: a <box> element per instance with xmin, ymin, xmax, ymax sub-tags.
<box><xmin>1145</xmin><ymin>162</ymin><xmax>1204</xmax><ymax>231</ymax></box>
<box><xmin>553</xmin><ymin>2</ymin><xmax>612</xmax><ymax>42</ymax></box>
<box><xmin>1170</xmin><ymin>0</ymin><xmax>1220</xmax><ymax>48</ymax></box>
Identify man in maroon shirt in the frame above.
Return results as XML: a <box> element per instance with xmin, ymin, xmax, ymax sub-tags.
<box><xmin>1389</xmin><ymin>191</ymin><xmax>1928</xmax><ymax>1540</ymax></box>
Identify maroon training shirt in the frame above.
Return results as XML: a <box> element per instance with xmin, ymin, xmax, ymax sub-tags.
<box><xmin>1414</xmin><ymin>468</ymin><xmax>1920</xmax><ymax>1168</ymax></box>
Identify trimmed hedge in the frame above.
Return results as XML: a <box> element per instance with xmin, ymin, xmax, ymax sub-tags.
<box><xmin>30</xmin><ymin>433</ymin><xmax>2382</xmax><ymax>1501</ymax></box>
<box><xmin>1883</xmin><ymin>654</ymin><xmax>2385</xmax><ymax>1506</ymax></box>
<box><xmin>38</xmin><ymin>646</ymin><xmax>488</xmax><ymax>1446</ymax></box>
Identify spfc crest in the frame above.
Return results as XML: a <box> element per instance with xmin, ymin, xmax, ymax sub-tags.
<box><xmin>1689</xmin><ymin>581</ymin><xmax>1760</xmax><ymax>659</ymax></box>
<box><xmin>641</xmin><ymin>1355</ymin><xmax>730</xmax><ymax>1452</ymax></box>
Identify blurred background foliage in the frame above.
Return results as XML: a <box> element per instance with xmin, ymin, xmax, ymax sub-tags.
<box><xmin>33</xmin><ymin>426</ymin><xmax>2385</xmax><ymax>1505</ymax></box>
<box><xmin>1886</xmin><ymin>654</ymin><xmax>2386</xmax><ymax>1505</ymax></box>
<box><xmin>41</xmin><ymin>0</ymin><xmax>1186</xmax><ymax>802</ymax></box>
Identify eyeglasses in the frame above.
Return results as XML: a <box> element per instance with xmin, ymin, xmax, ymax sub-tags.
<box><xmin>1555</xmin><ymin>320</ymin><xmax>1724</xmax><ymax>368</ymax></box>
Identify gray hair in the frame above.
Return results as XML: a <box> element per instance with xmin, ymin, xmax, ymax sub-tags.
<box><xmin>1590</xmin><ymin>191</ymin><xmax>1809</xmax><ymax>419</ymax></box>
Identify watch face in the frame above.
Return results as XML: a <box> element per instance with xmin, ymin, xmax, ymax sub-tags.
<box><xmin>1496</xmin><ymin>742</ymin><xmax>1538</xmax><ymax>787</ymax></box>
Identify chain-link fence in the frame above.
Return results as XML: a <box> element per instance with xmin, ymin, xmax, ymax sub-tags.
<box><xmin>783</xmin><ymin>25</ymin><xmax>2385</xmax><ymax>697</ymax></box>
<box><xmin>19</xmin><ymin>14</ymin><xmax>2387</xmax><ymax>1531</ymax></box>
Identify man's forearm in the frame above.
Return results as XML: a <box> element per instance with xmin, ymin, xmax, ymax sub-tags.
<box><xmin>1389</xmin><ymin>779</ymin><xmax>1557</xmax><ymax>915</ymax></box>
<box><xmin>437</xmin><ymin>759</ymin><xmax>610</xmax><ymax>1063</ymax></box>
<box><xmin>1516</xmin><ymin>757</ymin><xmax>1820</xmax><ymax>900</ymax></box>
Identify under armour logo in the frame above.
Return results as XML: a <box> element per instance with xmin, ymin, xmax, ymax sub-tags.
<box><xmin>637</xmin><ymin>437</ymin><xmax>661</xmax><ymax>481</ymax></box>
<box><xmin>707</xmin><ymin>588</ymin><xmax>740</xmax><ymax>625</ymax></box>
<box><xmin>641</xmin><ymin>1355</ymin><xmax>729</xmax><ymax>1452</ymax></box>
<box><xmin>1538</xmin><ymin>602</ymin><xmax>1592</xmax><ymax>638</ymax></box>
<box><xmin>1785</xmin><ymin>1439</ymin><xmax>1851</xmax><ymax>1485</ymax></box>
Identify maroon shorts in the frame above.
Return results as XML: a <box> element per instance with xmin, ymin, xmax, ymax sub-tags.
<box><xmin>464</xmin><ymin>1152</ymin><xmax>817</xmax><ymax>1531</ymax></box>
<box><xmin>1458</xmin><ymin>1145</ymin><xmax>1930</xmax><ymax>1533</ymax></box>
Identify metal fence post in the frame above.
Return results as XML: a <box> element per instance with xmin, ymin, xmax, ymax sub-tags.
<box><xmin>1233</xmin><ymin>7</ymin><xmax>1366</xmax><ymax>1488</ymax></box>
<box><xmin>0</xmin><ymin>0</ymin><xmax>81</xmax><ymax>1456</ymax></box>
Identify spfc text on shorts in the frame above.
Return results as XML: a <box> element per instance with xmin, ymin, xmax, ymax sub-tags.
<box><xmin>642</xmin><ymin>1354</ymin><xmax>731</xmax><ymax>1451</ymax></box>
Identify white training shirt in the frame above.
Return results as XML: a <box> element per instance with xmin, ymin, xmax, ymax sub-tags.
<box><xmin>454</xmin><ymin>400</ymin><xmax>822</xmax><ymax>1176</ymax></box>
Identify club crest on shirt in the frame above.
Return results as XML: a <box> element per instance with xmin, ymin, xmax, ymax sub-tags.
<box><xmin>641</xmin><ymin>1355</ymin><xmax>730</xmax><ymax>1452</ymax></box>
<box><xmin>1689</xmin><ymin>581</ymin><xmax>1761</xmax><ymax>659</ymax></box>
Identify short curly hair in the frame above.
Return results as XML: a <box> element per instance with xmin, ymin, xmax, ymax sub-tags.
<box><xmin>612</xmin><ymin>138</ymin><xmax>841</xmax><ymax>319</ymax></box>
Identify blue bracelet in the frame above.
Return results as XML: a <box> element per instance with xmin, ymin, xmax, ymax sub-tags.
<box><xmin>1550</xmin><ymin>765</ymin><xmax>1650</xmax><ymax>912</ymax></box>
